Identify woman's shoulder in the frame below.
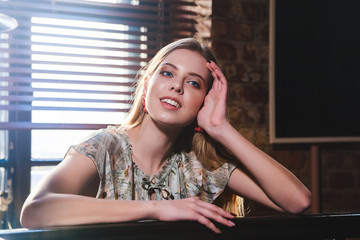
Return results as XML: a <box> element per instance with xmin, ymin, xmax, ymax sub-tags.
<box><xmin>104</xmin><ymin>125</ymin><xmax>129</xmax><ymax>140</ymax></box>
<box><xmin>72</xmin><ymin>125</ymin><xmax>131</xmax><ymax>154</ymax></box>
<box><xmin>82</xmin><ymin>125</ymin><xmax>129</xmax><ymax>143</ymax></box>
<box><xmin>178</xmin><ymin>151</ymin><xmax>236</xmax><ymax>203</ymax></box>
<box><xmin>100</xmin><ymin>125</ymin><xmax>132</xmax><ymax>151</ymax></box>
<box><xmin>178</xmin><ymin>151</ymin><xmax>206</xmax><ymax>176</ymax></box>
<box><xmin>180</xmin><ymin>151</ymin><xmax>236</xmax><ymax>174</ymax></box>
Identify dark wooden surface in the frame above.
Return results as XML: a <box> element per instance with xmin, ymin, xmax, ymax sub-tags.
<box><xmin>0</xmin><ymin>213</ymin><xmax>359</xmax><ymax>240</ymax></box>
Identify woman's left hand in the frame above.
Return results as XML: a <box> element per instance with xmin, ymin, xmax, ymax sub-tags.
<box><xmin>197</xmin><ymin>61</ymin><xmax>229</xmax><ymax>136</ymax></box>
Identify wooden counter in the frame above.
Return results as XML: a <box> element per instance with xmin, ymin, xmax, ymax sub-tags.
<box><xmin>0</xmin><ymin>213</ymin><xmax>359</xmax><ymax>240</ymax></box>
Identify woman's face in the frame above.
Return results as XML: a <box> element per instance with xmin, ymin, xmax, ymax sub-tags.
<box><xmin>144</xmin><ymin>49</ymin><xmax>210</xmax><ymax>128</ymax></box>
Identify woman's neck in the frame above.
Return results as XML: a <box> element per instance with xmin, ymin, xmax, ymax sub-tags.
<box><xmin>127</xmin><ymin>116</ymin><xmax>182</xmax><ymax>175</ymax></box>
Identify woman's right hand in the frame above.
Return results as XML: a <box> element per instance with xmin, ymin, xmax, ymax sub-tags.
<box><xmin>153</xmin><ymin>197</ymin><xmax>235</xmax><ymax>234</ymax></box>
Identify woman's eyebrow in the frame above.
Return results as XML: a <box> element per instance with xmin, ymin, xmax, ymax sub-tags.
<box><xmin>161</xmin><ymin>62</ymin><xmax>205</xmax><ymax>82</ymax></box>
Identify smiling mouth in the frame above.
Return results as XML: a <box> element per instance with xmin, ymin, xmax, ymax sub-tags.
<box><xmin>160</xmin><ymin>98</ymin><xmax>181</xmax><ymax>108</ymax></box>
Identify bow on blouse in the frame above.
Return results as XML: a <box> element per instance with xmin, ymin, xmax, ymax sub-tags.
<box><xmin>141</xmin><ymin>177</ymin><xmax>174</xmax><ymax>200</ymax></box>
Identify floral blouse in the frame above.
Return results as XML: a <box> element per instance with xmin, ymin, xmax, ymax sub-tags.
<box><xmin>69</xmin><ymin>125</ymin><xmax>236</xmax><ymax>203</ymax></box>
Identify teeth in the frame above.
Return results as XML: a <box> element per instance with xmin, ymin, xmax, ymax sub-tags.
<box><xmin>161</xmin><ymin>98</ymin><xmax>180</xmax><ymax>108</ymax></box>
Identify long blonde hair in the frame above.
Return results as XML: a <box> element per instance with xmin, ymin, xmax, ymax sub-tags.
<box><xmin>124</xmin><ymin>38</ymin><xmax>245</xmax><ymax>216</ymax></box>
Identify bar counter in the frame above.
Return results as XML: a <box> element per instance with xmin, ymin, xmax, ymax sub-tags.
<box><xmin>0</xmin><ymin>213</ymin><xmax>359</xmax><ymax>240</ymax></box>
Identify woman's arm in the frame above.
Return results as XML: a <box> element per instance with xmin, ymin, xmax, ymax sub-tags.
<box><xmin>217</xmin><ymin>124</ymin><xmax>311</xmax><ymax>213</ymax></box>
<box><xmin>198</xmin><ymin>61</ymin><xmax>311</xmax><ymax>213</ymax></box>
<box><xmin>20</xmin><ymin>150</ymin><xmax>234</xmax><ymax>233</ymax></box>
<box><xmin>20</xmin><ymin>150</ymin><xmax>154</xmax><ymax>228</ymax></box>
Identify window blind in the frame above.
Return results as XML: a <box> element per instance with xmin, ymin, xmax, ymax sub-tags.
<box><xmin>0</xmin><ymin>0</ymin><xmax>209</xmax><ymax>130</ymax></box>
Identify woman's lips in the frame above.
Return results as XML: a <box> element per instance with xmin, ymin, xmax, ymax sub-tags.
<box><xmin>160</xmin><ymin>97</ymin><xmax>181</xmax><ymax>109</ymax></box>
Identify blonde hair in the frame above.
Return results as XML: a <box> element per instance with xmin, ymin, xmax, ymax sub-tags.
<box><xmin>124</xmin><ymin>38</ymin><xmax>245</xmax><ymax>217</ymax></box>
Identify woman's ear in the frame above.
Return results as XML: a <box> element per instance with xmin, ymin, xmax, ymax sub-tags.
<box><xmin>143</xmin><ymin>76</ymin><xmax>149</xmax><ymax>91</ymax></box>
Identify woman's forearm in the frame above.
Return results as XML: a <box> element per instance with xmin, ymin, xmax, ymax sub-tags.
<box><xmin>21</xmin><ymin>193</ymin><xmax>235</xmax><ymax>234</ymax></box>
<box><xmin>211</xmin><ymin>122</ymin><xmax>311</xmax><ymax>213</ymax></box>
<box><xmin>20</xmin><ymin>193</ymin><xmax>155</xmax><ymax>228</ymax></box>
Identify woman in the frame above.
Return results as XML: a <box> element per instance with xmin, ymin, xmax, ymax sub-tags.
<box><xmin>20</xmin><ymin>38</ymin><xmax>311</xmax><ymax>234</ymax></box>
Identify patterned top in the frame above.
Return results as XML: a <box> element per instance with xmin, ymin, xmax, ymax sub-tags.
<box><xmin>69</xmin><ymin>125</ymin><xmax>236</xmax><ymax>203</ymax></box>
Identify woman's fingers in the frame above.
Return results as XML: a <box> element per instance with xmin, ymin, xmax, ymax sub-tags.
<box><xmin>194</xmin><ymin>197</ymin><xmax>234</xmax><ymax>218</ymax></box>
<box><xmin>196</xmin><ymin>215</ymin><xmax>222</xmax><ymax>234</ymax></box>
<box><xmin>206</xmin><ymin>61</ymin><xmax>227</xmax><ymax>91</ymax></box>
<box><xmin>156</xmin><ymin>197</ymin><xmax>235</xmax><ymax>234</ymax></box>
<box><xmin>193</xmin><ymin>198</ymin><xmax>235</xmax><ymax>227</ymax></box>
<box><xmin>206</xmin><ymin>62</ymin><xmax>220</xmax><ymax>87</ymax></box>
<box><xmin>183</xmin><ymin>198</ymin><xmax>235</xmax><ymax>233</ymax></box>
<box><xmin>197</xmin><ymin>207</ymin><xmax>235</xmax><ymax>228</ymax></box>
<box><xmin>198</xmin><ymin>61</ymin><xmax>229</xmax><ymax>131</ymax></box>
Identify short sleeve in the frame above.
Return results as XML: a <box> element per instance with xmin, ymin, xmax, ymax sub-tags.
<box><xmin>182</xmin><ymin>152</ymin><xmax>237</xmax><ymax>203</ymax></box>
<box><xmin>68</xmin><ymin>129</ymin><xmax>113</xmax><ymax>180</ymax></box>
<box><xmin>202</xmin><ymin>162</ymin><xmax>237</xmax><ymax>202</ymax></box>
<box><xmin>67</xmin><ymin>126</ymin><xmax>134</xmax><ymax>200</ymax></box>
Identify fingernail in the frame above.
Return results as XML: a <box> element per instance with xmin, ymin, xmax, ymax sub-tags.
<box><xmin>228</xmin><ymin>220</ymin><xmax>235</xmax><ymax>226</ymax></box>
<box><xmin>216</xmin><ymin>228</ymin><xmax>222</xmax><ymax>234</ymax></box>
<box><xmin>230</xmin><ymin>212</ymin><xmax>237</xmax><ymax>217</ymax></box>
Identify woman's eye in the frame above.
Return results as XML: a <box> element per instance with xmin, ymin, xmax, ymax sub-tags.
<box><xmin>188</xmin><ymin>81</ymin><xmax>200</xmax><ymax>89</ymax></box>
<box><xmin>160</xmin><ymin>71</ymin><xmax>173</xmax><ymax>77</ymax></box>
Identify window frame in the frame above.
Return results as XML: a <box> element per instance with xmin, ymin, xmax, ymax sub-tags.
<box><xmin>0</xmin><ymin>0</ymin><xmax>210</xmax><ymax>228</ymax></box>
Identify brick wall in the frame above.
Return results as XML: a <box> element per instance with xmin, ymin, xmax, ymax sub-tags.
<box><xmin>211</xmin><ymin>0</ymin><xmax>360</xmax><ymax>215</ymax></box>
<box><xmin>321</xmin><ymin>144</ymin><xmax>360</xmax><ymax>212</ymax></box>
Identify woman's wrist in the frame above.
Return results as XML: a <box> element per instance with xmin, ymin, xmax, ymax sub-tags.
<box><xmin>206</xmin><ymin>121</ymin><xmax>236</xmax><ymax>144</ymax></box>
<box><xmin>146</xmin><ymin>200</ymin><xmax>160</xmax><ymax>220</ymax></box>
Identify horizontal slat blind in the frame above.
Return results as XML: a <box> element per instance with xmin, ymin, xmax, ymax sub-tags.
<box><xmin>0</xmin><ymin>0</ymin><xmax>208</xmax><ymax>130</ymax></box>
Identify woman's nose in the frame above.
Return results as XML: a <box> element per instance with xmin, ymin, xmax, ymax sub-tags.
<box><xmin>170</xmin><ymin>80</ymin><xmax>183</xmax><ymax>94</ymax></box>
